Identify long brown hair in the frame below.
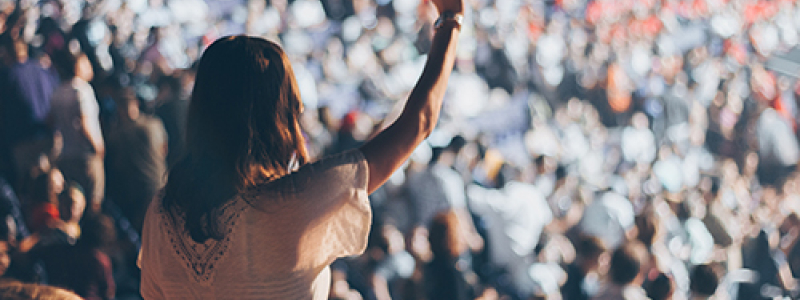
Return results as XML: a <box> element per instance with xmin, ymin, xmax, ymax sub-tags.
<box><xmin>162</xmin><ymin>36</ymin><xmax>309</xmax><ymax>243</ymax></box>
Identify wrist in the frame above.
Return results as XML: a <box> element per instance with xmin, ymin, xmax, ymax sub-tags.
<box><xmin>434</xmin><ymin>11</ymin><xmax>464</xmax><ymax>30</ymax></box>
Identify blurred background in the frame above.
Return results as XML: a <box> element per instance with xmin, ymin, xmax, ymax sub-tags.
<box><xmin>3</xmin><ymin>0</ymin><xmax>800</xmax><ymax>299</ymax></box>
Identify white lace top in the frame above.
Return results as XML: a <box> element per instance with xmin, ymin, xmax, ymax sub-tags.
<box><xmin>139</xmin><ymin>150</ymin><xmax>371</xmax><ymax>299</ymax></box>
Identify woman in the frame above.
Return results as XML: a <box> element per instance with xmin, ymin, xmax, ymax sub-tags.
<box><xmin>138</xmin><ymin>0</ymin><xmax>464</xmax><ymax>298</ymax></box>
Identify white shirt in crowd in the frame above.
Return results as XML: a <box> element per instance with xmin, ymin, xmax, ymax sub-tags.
<box><xmin>139</xmin><ymin>150</ymin><xmax>371</xmax><ymax>300</ymax></box>
<box><xmin>468</xmin><ymin>181</ymin><xmax>553</xmax><ymax>293</ymax></box>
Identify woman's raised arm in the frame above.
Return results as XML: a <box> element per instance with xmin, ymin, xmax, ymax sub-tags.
<box><xmin>359</xmin><ymin>0</ymin><xmax>464</xmax><ymax>194</ymax></box>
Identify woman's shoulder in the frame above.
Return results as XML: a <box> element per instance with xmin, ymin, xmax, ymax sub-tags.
<box><xmin>303</xmin><ymin>149</ymin><xmax>366</xmax><ymax>173</ymax></box>
<box><xmin>249</xmin><ymin>149</ymin><xmax>366</xmax><ymax>192</ymax></box>
<box><xmin>290</xmin><ymin>148</ymin><xmax>367</xmax><ymax>189</ymax></box>
<box><xmin>241</xmin><ymin>149</ymin><xmax>369</xmax><ymax>209</ymax></box>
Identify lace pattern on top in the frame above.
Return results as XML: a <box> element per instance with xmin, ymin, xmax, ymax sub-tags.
<box><xmin>160</xmin><ymin>197</ymin><xmax>247</xmax><ymax>285</ymax></box>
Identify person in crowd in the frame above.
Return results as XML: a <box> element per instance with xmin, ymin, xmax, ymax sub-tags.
<box><xmin>105</xmin><ymin>89</ymin><xmax>167</xmax><ymax>233</ymax></box>
<box><xmin>621</xmin><ymin>113</ymin><xmax>657</xmax><ymax>167</ymax></box>
<box><xmin>55</xmin><ymin>182</ymin><xmax>84</xmax><ymax>242</ymax></box>
<box><xmin>49</xmin><ymin>48</ymin><xmax>105</xmax><ymax>212</ymax></box>
<box><xmin>674</xmin><ymin>197</ymin><xmax>714</xmax><ymax>266</ymax></box>
<box><xmin>28</xmin><ymin>212</ymin><xmax>115</xmax><ymax>300</ymax></box>
<box><xmin>0</xmin><ymin>176</ymin><xmax>27</xmax><ymax>243</ymax></box>
<box><xmin>406</xmin><ymin>145</ymin><xmax>467</xmax><ymax>228</ymax></box>
<box><xmin>592</xmin><ymin>241</ymin><xmax>650</xmax><ymax>300</ymax></box>
<box><xmin>468</xmin><ymin>161</ymin><xmax>553</xmax><ymax>298</ymax></box>
<box><xmin>645</xmin><ymin>273</ymin><xmax>674</xmax><ymax>300</ymax></box>
<box><xmin>371</xmin><ymin>224</ymin><xmax>416</xmax><ymax>300</ymax></box>
<box><xmin>138</xmin><ymin>0</ymin><xmax>464</xmax><ymax>295</ymax></box>
<box><xmin>562</xmin><ymin>235</ymin><xmax>607</xmax><ymax>300</ymax></box>
<box><xmin>0</xmin><ymin>33</ymin><xmax>59</xmax><ymax>188</ymax></box>
<box><xmin>153</xmin><ymin>74</ymin><xmax>188</xmax><ymax>166</ymax></box>
<box><xmin>689</xmin><ymin>264</ymin><xmax>720</xmax><ymax>300</ymax></box>
<box><xmin>23</xmin><ymin>170</ymin><xmax>62</xmax><ymax>236</ymax></box>
<box><xmin>19</xmin><ymin>180</ymin><xmax>82</xmax><ymax>262</ymax></box>
<box><xmin>405</xmin><ymin>141</ymin><xmax>482</xmax><ymax>252</ymax></box>
<box><xmin>425</xmin><ymin>210</ymin><xmax>478</xmax><ymax>300</ymax></box>
<box><xmin>579</xmin><ymin>190</ymin><xmax>635</xmax><ymax>250</ymax></box>
<box><xmin>755</xmin><ymin>103</ymin><xmax>800</xmax><ymax>187</ymax></box>
<box><xmin>10</xmin><ymin>177</ymin><xmax>77</xmax><ymax>283</ymax></box>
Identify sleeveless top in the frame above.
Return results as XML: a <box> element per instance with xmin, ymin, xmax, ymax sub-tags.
<box><xmin>139</xmin><ymin>150</ymin><xmax>371</xmax><ymax>299</ymax></box>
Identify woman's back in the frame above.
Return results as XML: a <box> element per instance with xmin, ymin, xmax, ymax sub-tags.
<box><xmin>139</xmin><ymin>150</ymin><xmax>370</xmax><ymax>299</ymax></box>
<box><xmin>140</xmin><ymin>0</ymin><xmax>464</xmax><ymax>294</ymax></box>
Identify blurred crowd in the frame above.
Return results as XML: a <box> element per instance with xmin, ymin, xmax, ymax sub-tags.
<box><xmin>3</xmin><ymin>0</ymin><xmax>800</xmax><ymax>299</ymax></box>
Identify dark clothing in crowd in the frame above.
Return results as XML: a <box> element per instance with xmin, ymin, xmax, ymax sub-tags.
<box><xmin>562</xmin><ymin>263</ymin><xmax>589</xmax><ymax>300</ymax></box>
<box><xmin>0</xmin><ymin>60</ymin><xmax>59</xmax><ymax>143</ymax></box>
<box><xmin>425</xmin><ymin>255</ymin><xmax>475</xmax><ymax>300</ymax></box>
<box><xmin>29</xmin><ymin>232</ymin><xmax>115</xmax><ymax>300</ymax></box>
<box><xmin>0</xmin><ymin>60</ymin><xmax>59</xmax><ymax>183</ymax></box>
<box><xmin>155</xmin><ymin>98</ymin><xmax>187</xmax><ymax>167</ymax></box>
<box><xmin>106</xmin><ymin>115</ymin><xmax>167</xmax><ymax>233</ymax></box>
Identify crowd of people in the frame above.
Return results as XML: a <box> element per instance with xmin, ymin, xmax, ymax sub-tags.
<box><xmin>3</xmin><ymin>0</ymin><xmax>800</xmax><ymax>299</ymax></box>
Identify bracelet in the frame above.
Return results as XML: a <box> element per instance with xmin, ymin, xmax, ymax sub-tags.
<box><xmin>434</xmin><ymin>11</ymin><xmax>464</xmax><ymax>30</ymax></box>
